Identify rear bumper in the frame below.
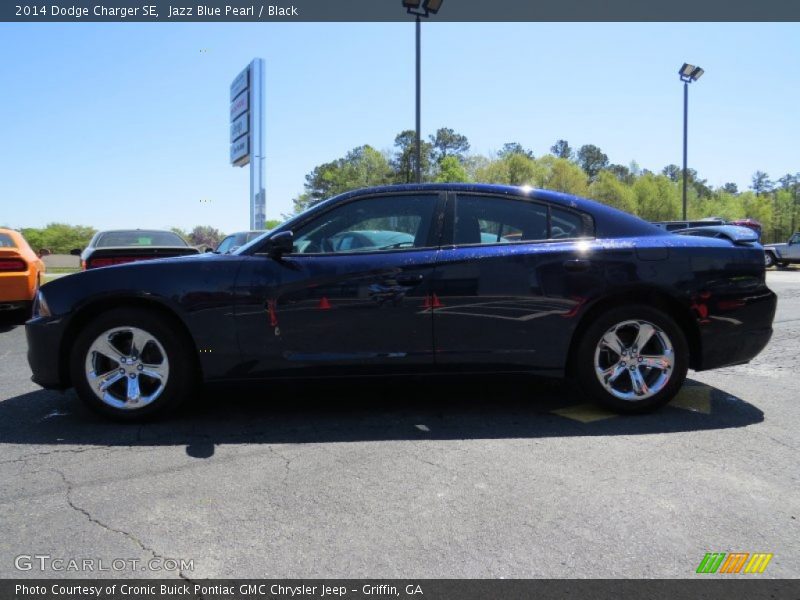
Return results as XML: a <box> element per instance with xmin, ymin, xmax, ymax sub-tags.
<box><xmin>696</xmin><ymin>289</ymin><xmax>777</xmax><ymax>371</ymax></box>
<box><xmin>26</xmin><ymin>316</ymin><xmax>70</xmax><ymax>389</ymax></box>
<box><xmin>0</xmin><ymin>301</ymin><xmax>30</xmax><ymax>312</ymax></box>
<box><xmin>0</xmin><ymin>272</ymin><xmax>34</xmax><ymax>304</ymax></box>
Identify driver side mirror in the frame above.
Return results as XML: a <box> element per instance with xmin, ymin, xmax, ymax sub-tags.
<box><xmin>265</xmin><ymin>231</ymin><xmax>294</xmax><ymax>258</ymax></box>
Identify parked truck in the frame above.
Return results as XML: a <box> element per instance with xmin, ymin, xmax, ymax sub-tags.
<box><xmin>764</xmin><ymin>232</ymin><xmax>800</xmax><ymax>268</ymax></box>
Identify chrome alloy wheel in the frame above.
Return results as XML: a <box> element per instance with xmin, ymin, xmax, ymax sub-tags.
<box><xmin>84</xmin><ymin>326</ymin><xmax>169</xmax><ymax>410</ymax></box>
<box><xmin>593</xmin><ymin>319</ymin><xmax>674</xmax><ymax>401</ymax></box>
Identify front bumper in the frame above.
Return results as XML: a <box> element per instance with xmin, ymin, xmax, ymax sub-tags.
<box><xmin>26</xmin><ymin>316</ymin><xmax>70</xmax><ymax>389</ymax></box>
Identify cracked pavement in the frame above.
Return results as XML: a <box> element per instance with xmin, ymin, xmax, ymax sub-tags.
<box><xmin>0</xmin><ymin>270</ymin><xmax>798</xmax><ymax>578</ymax></box>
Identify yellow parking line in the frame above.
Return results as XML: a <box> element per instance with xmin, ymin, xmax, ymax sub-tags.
<box><xmin>551</xmin><ymin>403</ymin><xmax>618</xmax><ymax>423</ymax></box>
<box><xmin>670</xmin><ymin>385</ymin><xmax>712</xmax><ymax>414</ymax></box>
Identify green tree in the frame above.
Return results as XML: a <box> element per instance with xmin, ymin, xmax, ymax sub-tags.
<box><xmin>20</xmin><ymin>223</ymin><xmax>96</xmax><ymax>254</ymax></box>
<box><xmin>498</xmin><ymin>142</ymin><xmax>534</xmax><ymax>160</ymax></box>
<box><xmin>590</xmin><ymin>171</ymin><xmax>637</xmax><ymax>214</ymax></box>
<box><xmin>392</xmin><ymin>130</ymin><xmax>433</xmax><ymax>183</ymax></box>
<box><xmin>550</xmin><ymin>139</ymin><xmax>573</xmax><ymax>160</ymax></box>
<box><xmin>475</xmin><ymin>153</ymin><xmax>541</xmax><ymax>186</ymax></box>
<box><xmin>264</xmin><ymin>219</ymin><xmax>282</xmax><ymax>230</ymax></box>
<box><xmin>751</xmin><ymin>171</ymin><xmax>773</xmax><ymax>197</ymax></box>
<box><xmin>633</xmin><ymin>174</ymin><xmax>681</xmax><ymax>221</ymax></box>
<box><xmin>434</xmin><ymin>155</ymin><xmax>469</xmax><ymax>182</ymax></box>
<box><xmin>544</xmin><ymin>157</ymin><xmax>589</xmax><ymax>196</ymax></box>
<box><xmin>662</xmin><ymin>164</ymin><xmax>681</xmax><ymax>182</ymax></box>
<box><xmin>606</xmin><ymin>164</ymin><xmax>633</xmax><ymax>185</ymax></box>
<box><xmin>721</xmin><ymin>182</ymin><xmax>739</xmax><ymax>194</ymax></box>
<box><xmin>429</xmin><ymin>127</ymin><xmax>470</xmax><ymax>163</ymax></box>
<box><xmin>294</xmin><ymin>144</ymin><xmax>393</xmax><ymax>213</ymax></box>
<box><xmin>189</xmin><ymin>225</ymin><xmax>224</xmax><ymax>248</ymax></box>
<box><xmin>577</xmin><ymin>144</ymin><xmax>609</xmax><ymax>180</ymax></box>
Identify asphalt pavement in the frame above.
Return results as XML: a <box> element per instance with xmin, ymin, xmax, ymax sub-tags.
<box><xmin>0</xmin><ymin>270</ymin><xmax>798</xmax><ymax>579</ymax></box>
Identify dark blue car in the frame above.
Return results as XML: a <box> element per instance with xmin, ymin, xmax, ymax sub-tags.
<box><xmin>26</xmin><ymin>184</ymin><xmax>777</xmax><ymax>420</ymax></box>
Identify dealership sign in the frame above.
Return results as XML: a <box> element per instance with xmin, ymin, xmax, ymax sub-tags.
<box><xmin>230</xmin><ymin>113</ymin><xmax>249</xmax><ymax>143</ymax></box>
<box><xmin>230</xmin><ymin>66</ymin><xmax>250</xmax><ymax>166</ymax></box>
<box><xmin>230</xmin><ymin>136</ymin><xmax>249</xmax><ymax>164</ymax></box>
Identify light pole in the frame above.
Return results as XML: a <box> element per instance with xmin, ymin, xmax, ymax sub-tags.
<box><xmin>402</xmin><ymin>0</ymin><xmax>442</xmax><ymax>184</ymax></box>
<box><xmin>678</xmin><ymin>63</ymin><xmax>704</xmax><ymax>220</ymax></box>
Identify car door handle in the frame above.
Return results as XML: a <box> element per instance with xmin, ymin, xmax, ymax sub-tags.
<box><xmin>396</xmin><ymin>274</ymin><xmax>425</xmax><ymax>285</ymax></box>
<box><xmin>563</xmin><ymin>259</ymin><xmax>591</xmax><ymax>272</ymax></box>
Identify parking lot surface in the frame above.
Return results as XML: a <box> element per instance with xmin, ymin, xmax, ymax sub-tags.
<box><xmin>1</xmin><ymin>271</ymin><xmax>798</xmax><ymax>578</ymax></box>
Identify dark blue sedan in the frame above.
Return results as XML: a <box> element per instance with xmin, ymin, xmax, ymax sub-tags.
<box><xmin>26</xmin><ymin>184</ymin><xmax>777</xmax><ymax>420</ymax></box>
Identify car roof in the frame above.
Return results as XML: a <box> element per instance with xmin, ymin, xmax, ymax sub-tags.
<box><xmin>294</xmin><ymin>183</ymin><xmax>664</xmax><ymax>239</ymax></box>
<box><xmin>0</xmin><ymin>228</ymin><xmax>22</xmax><ymax>242</ymax></box>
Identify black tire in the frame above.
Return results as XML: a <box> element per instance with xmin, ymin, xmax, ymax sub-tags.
<box><xmin>777</xmin><ymin>261</ymin><xmax>789</xmax><ymax>269</ymax></box>
<box><xmin>573</xmin><ymin>304</ymin><xmax>689</xmax><ymax>414</ymax></box>
<box><xmin>764</xmin><ymin>252</ymin><xmax>776</xmax><ymax>268</ymax></box>
<box><xmin>69</xmin><ymin>307</ymin><xmax>196</xmax><ymax>421</ymax></box>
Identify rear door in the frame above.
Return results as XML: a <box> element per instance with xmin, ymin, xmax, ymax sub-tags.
<box><xmin>431</xmin><ymin>192</ymin><xmax>595</xmax><ymax>374</ymax></box>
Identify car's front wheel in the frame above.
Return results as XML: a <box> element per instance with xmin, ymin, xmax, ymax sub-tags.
<box><xmin>764</xmin><ymin>251</ymin><xmax>776</xmax><ymax>268</ymax></box>
<box><xmin>574</xmin><ymin>305</ymin><xmax>689</xmax><ymax>414</ymax></box>
<box><xmin>70</xmin><ymin>307</ymin><xmax>195</xmax><ymax>420</ymax></box>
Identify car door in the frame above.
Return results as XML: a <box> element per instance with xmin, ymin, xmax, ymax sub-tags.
<box><xmin>235</xmin><ymin>192</ymin><xmax>444</xmax><ymax>378</ymax></box>
<box><xmin>430</xmin><ymin>192</ymin><xmax>596</xmax><ymax>374</ymax></box>
<box><xmin>788</xmin><ymin>233</ymin><xmax>800</xmax><ymax>259</ymax></box>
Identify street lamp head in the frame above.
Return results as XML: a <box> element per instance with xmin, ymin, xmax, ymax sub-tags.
<box><xmin>425</xmin><ymin>0</ymin><xmax>443</xmax><ymax>14</ymax></box>
<box><xmin>403</xmin><ymin>0</ymin><xmax>443</xmax><ymax>17</ymax></box>
<box><xmin>679</xmin><ymin>63</ymin><xmax>704</xmax><ymax>83</ymax></box>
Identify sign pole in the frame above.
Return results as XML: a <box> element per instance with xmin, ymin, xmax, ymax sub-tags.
<box><xmin>249</xmin><ymin>58</ymin><xmax>265</xmax><ymax>230</ymax></box>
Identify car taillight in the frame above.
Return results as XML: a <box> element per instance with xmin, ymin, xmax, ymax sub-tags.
<box><xmin>88</xmin><ymin>256</ymin><xmax>142</xmax><ymax>269</ymax></box>
<box><xmin>0</xmin><ymin>259</ymin><xmax>26</xmax><ymax>272</ymax></box>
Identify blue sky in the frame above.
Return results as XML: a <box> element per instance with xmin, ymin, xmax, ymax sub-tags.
<box><xmin>0</xmin><ymin>22</ymin><xmax>798</xmax><ymax>231</ymax></box>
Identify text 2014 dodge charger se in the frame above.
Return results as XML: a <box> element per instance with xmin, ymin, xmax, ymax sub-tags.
<box><xmin>26</xmin><ymin>184</ymin><xmax>777</xmax><ymax>420</ymax></box>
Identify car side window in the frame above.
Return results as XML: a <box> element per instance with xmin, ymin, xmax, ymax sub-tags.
<box><xmin>453</xmin><ymin>195</ymin><xmax>591</xmax><ymax>246</ymax></box>
<box><xmin>216</xmin><ymin>236</ymin><xmax>235</xmax><ymax>254</ymax></box>
<box><xmin>454</xmin><ymin>195</ymin><xmax>549</xmax><ymax>245</ymax></box>
<box><xmin>790</xmin><ymin>233</ymin><xmax>800</xmax><ymax>245</ymax></box>
<box><xmin>291</xmin><ymin>194</ymin><xmax>437</xmax><ymax>254</ymax></box>
<box><xmin>550</xmin><ymin>206</ymin><xmax>588</xmax><ymax>239</ymax></box>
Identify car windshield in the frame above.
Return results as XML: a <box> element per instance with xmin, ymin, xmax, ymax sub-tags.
<box><xmin>0</xmin><ymin>233</ymin><xmax>17</xmax><ymax>248</ymax></box>
<box><xmin>96</xmin><ymin>231</ymin><xmax>187</xmax><ymax>247</ymax></box>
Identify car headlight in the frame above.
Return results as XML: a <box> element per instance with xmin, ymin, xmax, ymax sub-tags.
<box><xmin>33</xmin><ymin>290</ymin><xmax>51</xmax><ymax>318</ymax></box>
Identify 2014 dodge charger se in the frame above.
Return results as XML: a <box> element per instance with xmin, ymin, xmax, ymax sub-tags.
<box><xmin>26</xmin><ymin>184</ymin><xmax>777</xmax><ymax>420</ymax></box>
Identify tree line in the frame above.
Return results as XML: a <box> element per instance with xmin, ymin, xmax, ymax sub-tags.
<box><xmin>290</xmin><ymin>128</ymin><xmax>800</xmax><ymax>243</ymax></box>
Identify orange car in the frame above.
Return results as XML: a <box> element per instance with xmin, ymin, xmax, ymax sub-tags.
<box><xmin>0</xmin><ymin>228</ymin><xmax>46</xmax><ymax>314</ymax></box>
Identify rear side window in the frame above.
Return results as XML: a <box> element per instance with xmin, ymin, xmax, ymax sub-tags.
<box><xmin>550</xmin><ymin>206</ymin><xmax>587</xmax><ymax>239</ymax></box>
<box><xmin>0</xmin><ymin>234</ymin><xmax>16</xmax><ymax>248</ymax></box>
<box><xmin>453</xmin><ymin>195</ymin><xmax>591</xmax><ymax>245</ymax></box>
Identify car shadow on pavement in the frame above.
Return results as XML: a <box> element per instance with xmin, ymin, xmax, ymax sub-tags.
<box><xmin>0</xmin><ymin>375</ymin><xmax>764</xmax><ymax>458</ymax></box>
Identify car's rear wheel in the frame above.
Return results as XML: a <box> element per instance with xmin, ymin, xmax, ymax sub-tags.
<box><xmin>70</xmin><ymin>308</ymin><xmax>194</xmax><ymax>420</ymax></box>
<box><xmin>574</xmin><ymin>305</ymin><xmax>689</xmax><ymax>414</ymax></box>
